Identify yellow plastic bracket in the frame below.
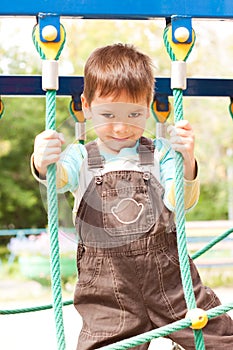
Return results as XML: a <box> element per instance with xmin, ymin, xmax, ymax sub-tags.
<box><xmin>151</xmin><ymin>100</ymin><xmax>171</xmax><ymax>123</ymax></box>
<box><xmin>34</xmin><ymin>24</ymin><xmax>66</xmax><ymax>60</ymax></box>
<box><xmin>0</xmin><ymin>98</ymin><xmax>4</xmax><ymax>118</ymax></box>
<box><xmin>167</xmin><ymin>26</ymin><xmax>195</xmax><ymax>61</ymax></box>
<box><xmin>229</xmin><ymin>98</ymin><xmax>233</xmax><ymax>120</ymax></box>
<box><xmin>69</xmin><ymin>100</ymin><xmax>85</xmax><ymax>123</ymax></box>
<box><xmin>185</xmin><ymin>308</ymin><xmax>208</xmax><ymax>330</ymax></box>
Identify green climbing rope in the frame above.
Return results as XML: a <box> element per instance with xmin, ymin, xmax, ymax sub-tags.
<box><xmin>32</xmin><ymin>22</ymin><xmax>66</xmax><ymax>350</ymax></box>
<box><xmin>163</xmin><ymin>24</ymin><xmax>206</xmax><ymax>350</ymax></box>
<box><xmin>46</xmin><ymin>91</ymin><xmax>66</xmax><ymax>350</ymax></box>
<box><xmin>191</xmin><ymin>227</ymin><xmax>233</xmax><ymax>260</ymax></box>
<box><xmin>0</xmin><ymin>300</ymin><xmax>73</xmax><ymax>315</ymax></box>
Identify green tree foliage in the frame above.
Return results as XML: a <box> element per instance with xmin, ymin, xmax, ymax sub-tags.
<box><xmin>186</xmin><ymin>183</ymin><xmax>228</xmax><ymax>221</ymax></box>
<box><xmin>0</xmin><ymin>97</ymin><xmax>45</xmax><ymax>228</ymax></box>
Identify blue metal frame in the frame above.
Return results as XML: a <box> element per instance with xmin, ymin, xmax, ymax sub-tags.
<box><xmin>1</xmin><ymin>0</ymin><xmax>233</xmax><ymax>18</ymax></box>
<box><xmin>0</xmin><ymin>2</ymin><xmax>233</xmax><ymax>99</ymax></box>
<box><xmin>1</xmin><ymin>76</ymin><xmax>233</xmax><ymax>97</ymax></box>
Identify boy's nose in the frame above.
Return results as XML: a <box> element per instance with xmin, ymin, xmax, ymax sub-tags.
<box><xmin>112</xmin><ymin>122</ymin><xmax>129</xmax><ymax>134</ymax></box>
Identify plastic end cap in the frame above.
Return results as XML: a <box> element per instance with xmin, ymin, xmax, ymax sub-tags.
<box><xmin>42</xmin><ymin>25</ymin><xmax>58</xmax><ymax>42</ymax></box>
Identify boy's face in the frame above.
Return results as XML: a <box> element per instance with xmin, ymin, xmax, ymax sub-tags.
<box><xmin>82</xmin><ymin>91</ymin><xmax>150</xmax><ymax>154</ymax></box>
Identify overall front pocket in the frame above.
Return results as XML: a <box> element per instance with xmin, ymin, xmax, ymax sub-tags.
<box><xmin>102</xmin><ymin>185</ymin><xmax>155</xmax><ymax>236</ymax></box>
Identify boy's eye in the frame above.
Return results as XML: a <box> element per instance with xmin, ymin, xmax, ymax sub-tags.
<box><xmin>128</xmin><ymin>112</ymin><xmax>142</xmax><ymax>118</ymax></box>
<box><xmin>101</xmin><ymin>113</ymin><xmax>115</xmax><ymax>119</ymax></box>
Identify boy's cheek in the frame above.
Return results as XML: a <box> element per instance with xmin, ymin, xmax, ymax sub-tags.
<box><xmin>94</xmin><ymin>125</ymin><xmax>110</xmax><ymax>135</ymax></box>
<box><xmin>132</xmin><ymin>125</ymin><xmax>145</xmax><ymax>136</ymax></box>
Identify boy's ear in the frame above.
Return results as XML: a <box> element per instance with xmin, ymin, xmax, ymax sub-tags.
<box><xmin>81</xmin><ymin>94</ymin><xmax>92</xmax><ymax>120</ymax></box>
<box><xmin>146</xmin><ymin>106</ymin><xmax>151</xmax><ymax>119</ymax></box>
<box><xmin>81</xmin><ymin>94</ymin><xmax>89</xmax><ymax>109</ymax></box>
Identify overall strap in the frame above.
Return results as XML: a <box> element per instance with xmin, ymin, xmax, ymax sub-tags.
<box><xmin>138</xmin><ymin>136</ymin><xmax>155</xmax><ymax>166</ymax></box>
<box><xmin>85</xmin><ymin>141</ymin><xmax>105</xmax><ymax>169</ymax></box>
<box><xmin>86</xmin><ymin>137</ymin><xmax>155</xmax><ymax>167</ymax></box>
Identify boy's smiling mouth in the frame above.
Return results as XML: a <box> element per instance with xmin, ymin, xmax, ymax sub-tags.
<box><xmin>111</xmin><ymin>136</ymin><xmax>131</xmax><ymax>141</ymax></box>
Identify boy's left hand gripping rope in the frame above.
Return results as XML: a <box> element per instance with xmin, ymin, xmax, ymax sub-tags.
<box><xmin>32</xmin><ymin>20</ymin><xmax>67</xmax><ymax>350</ymax></box>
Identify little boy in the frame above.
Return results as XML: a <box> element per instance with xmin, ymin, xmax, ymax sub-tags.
<box><xmin>32</xmin><ymin>43</ymin><xmax>233</xmax><ymax>349</ymax></box>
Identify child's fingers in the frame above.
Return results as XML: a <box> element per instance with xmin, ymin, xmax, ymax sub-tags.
<box><xmin>38</xmin><ymin>130</ymin><xmax>58</xmax><ymax>139</ymax></box>
<box><xmin>172</xmin><ymin>120</ymin><xmax>192</xmax><ymax>131</ymax></box>
<box><xmin>38</xmin><ymin>130</ymin><xmax>65</xmax><ymax>141</ymax></box>
<box><xmin>58</xmin><ymin>132</ymin><xmax>65</xmax><ymax>144</ymax></box>
<box><xmin>167</xmin><ymin>125</ymin><xmax>184</xmax><ymax>137</ymax></box>
<box><xmin>38</xmin><ymin>152</ymin><xmax>61</xmax><ymax>165</ymax></box>
<box><xmin>35</xmin><ymin>131</ymin><xmax>65</xmax><ymax>148</ymax></box>
<box><xmin>33</xmin><ymin>131</ymin><xmax>65</xmax><ymax>174</ymax></box>
<box><xmin>34</xmin><ymin>146</ymin><xmax>61</xmax><ymax>173</ymax></box>
<box><xmin>167</xmin><ymin>121</ymin><xmax>194</xmax><ymax>138</ymax></box>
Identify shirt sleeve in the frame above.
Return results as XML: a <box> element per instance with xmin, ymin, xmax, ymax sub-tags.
<box><xmin>57</xmin><ymin>143</ymin><xmax>86</xmax><ymax>193</ymax></box>
<box><xmin>155</xmin><ymin>138</ymin><xmax>200</xmax><ymax>212</ymax></box>
<box><xmin>30</xmin><ymin>143</ymin><xmax>86</xmax><ymax>193</ymax></box>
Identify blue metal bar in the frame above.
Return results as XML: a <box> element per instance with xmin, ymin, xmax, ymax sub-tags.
<box><xmin>0</xmin><ymin>228</ymin><xmax>45</xmax><ymax>236</ymax></box>
<box><xmin>0</xmin><ymin>0</ymin><xmax>233</xmax><ymax>19</ymax></box>
<box><xmin>1</xmin><ymin>76</ymin><xmax>233</xmax><ymax>97</ymax></box>
<box><xmin>196</xmin><ymin>262</ymin><xmax>233</xmax><ymax>268</ymax></box>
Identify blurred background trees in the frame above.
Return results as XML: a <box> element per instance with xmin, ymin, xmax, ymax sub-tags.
<box><xmin>0</xmin><ymin>17</ymin><xmax>232</xmax><ymax>229</ymax></box>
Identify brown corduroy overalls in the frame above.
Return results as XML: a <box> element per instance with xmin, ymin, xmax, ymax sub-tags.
<box><xmin>74</xmin><ymin>137</ymin><xmax>233</xmax><ymax>350</ymax></box>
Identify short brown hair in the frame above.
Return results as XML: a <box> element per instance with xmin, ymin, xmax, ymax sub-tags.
<box><xmin>83</xmin><ymin>43</ymin><xmax>155</xmax><ymax>106</ymax></box>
